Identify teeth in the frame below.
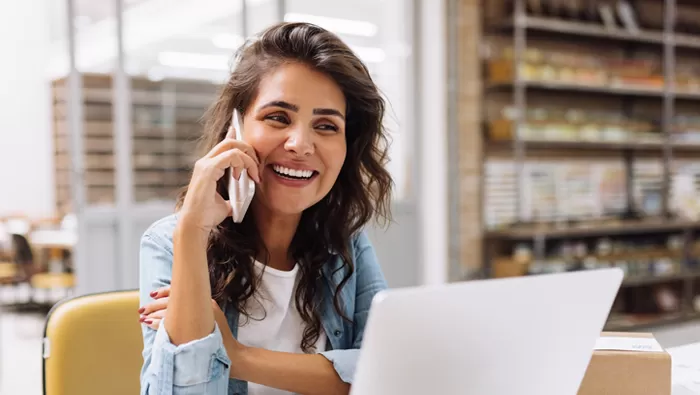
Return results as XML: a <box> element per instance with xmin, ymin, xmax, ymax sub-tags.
<box><xmin>273</xmin><ymin>165</ymin><xmax>314</xmax><ymax>179</ymax></box>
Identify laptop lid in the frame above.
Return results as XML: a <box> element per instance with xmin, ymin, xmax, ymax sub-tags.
<box><xmin>351</xmin><ymin>268</ymin><xmax>623</xmax><ymax>395</ymax></box>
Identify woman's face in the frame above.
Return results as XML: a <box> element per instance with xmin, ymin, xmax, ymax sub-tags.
<box><xmin>242</xmin><ymin>62</ymin><xmax>347</xmax><ymax>217</ymax></box>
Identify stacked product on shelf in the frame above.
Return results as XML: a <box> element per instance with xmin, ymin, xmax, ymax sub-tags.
<box><xmin>481</xmin><ymin>0</ymin><xmax>700</xmax><ymax>329</ymax></box>
<box><xmin>489</xmin><ymin>106</ymin><xmax>662</xmax><ymax>144</ymax></box>
<box><xmin>52</xmin><ymin>73</ymin><xmax>219</xmax><ymax>213</ymax></box>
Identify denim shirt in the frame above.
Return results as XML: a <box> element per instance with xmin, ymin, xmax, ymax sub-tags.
<box><xmin>138</xmin><ymin>214</ymin><xmax>388</xmax><ymax>395</ymax></box>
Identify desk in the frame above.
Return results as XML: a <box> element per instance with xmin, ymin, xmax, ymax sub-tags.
<box><xmin>670</xmin><ymin>342</ymin><xmax>700</xmax><ymax>394</ymax></box>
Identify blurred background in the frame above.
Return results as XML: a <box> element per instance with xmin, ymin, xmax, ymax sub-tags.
<box><xmin>3</xmin><ymin>0</ymin><xmax>700</xmax><ymax>393</ymax></box>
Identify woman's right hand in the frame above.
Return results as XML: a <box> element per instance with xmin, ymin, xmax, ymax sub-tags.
<box><xmin>179</xmin><ymin>127</ymin><xmax>261</xmax><ymax>234</ymax></box>
<box><xmin>139</xmin><ymin>286</ymin><xmax>225</xmax><ymax>331</ymax></box>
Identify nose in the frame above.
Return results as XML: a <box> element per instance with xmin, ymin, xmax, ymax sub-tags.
<box><xmin>284</xmin><ymin>125</ymin><xmax>315</xmax><ymax>156</ymax></box>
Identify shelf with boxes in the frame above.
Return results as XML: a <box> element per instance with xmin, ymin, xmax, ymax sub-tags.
<box><xmin>479</xmin><ymin>0</ymin><xmax>700</xmax><ymax>329</ymax></box>
<box><xmin>487</xmin><ymin>226</ymin><xmax>700</xmax><ymax>330</ymax></box>
<box><xmin>51</xmin><ymin>73</ymin><xmax>219</xmax><ymax>213</ymax></box>
<box><xmin>486</xmin><ymin>109</ymin><xmax>700</xmax><ymax>151</ymax></box>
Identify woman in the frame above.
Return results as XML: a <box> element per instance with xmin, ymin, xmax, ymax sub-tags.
<box><xmin>137</xmin><ymin>21</ymin><xmax>393</xmax><ymax>395</ymax></box>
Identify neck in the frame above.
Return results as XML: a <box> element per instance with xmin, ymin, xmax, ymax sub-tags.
<box><xmin>251</xmin><ymin>200</ymin><xmax>301</xmax><ymax>271</ymax></box>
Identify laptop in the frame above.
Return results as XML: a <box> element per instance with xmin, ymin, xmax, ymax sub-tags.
<box><xmin>351</xmin><ymin>268</ymin><xmax>624</xmax><ymax>395</ymax></box>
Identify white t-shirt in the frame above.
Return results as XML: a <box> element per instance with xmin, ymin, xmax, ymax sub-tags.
<box><xmin>237</xmin><ymin>260</ymin><xmax>327</xmax><ymax>395</ymax></box>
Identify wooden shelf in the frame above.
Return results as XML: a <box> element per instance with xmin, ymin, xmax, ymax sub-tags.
<box><xmin>51</xmin><ymin>73</ymin><xmax>213</xmax><ymax>212</ymax></box>
<box><xmin>486</xmin><ymin>218</ymin><xmax>700</xmax><ymax>240</ymax></box>
<box><xmin>53</xmin><ymin>86</ymin><xmax>215</xmax><ymax>108</ymax></box>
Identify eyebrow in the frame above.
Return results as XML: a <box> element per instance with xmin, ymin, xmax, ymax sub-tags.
<box><xmin>259</xmin><ymin>100</ymin><xmax>345</xmax><ymax>120</ymax></box>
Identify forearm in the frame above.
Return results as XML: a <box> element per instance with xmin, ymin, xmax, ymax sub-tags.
<box><xmin>165</xmin><ymin>222</ymin><xmax>215</xmax><ymax>345</ymax></box>
<box><xmin>230</xmin><ymin>347</ymin><xmax>350</xmax><ymax>395</ymax></box>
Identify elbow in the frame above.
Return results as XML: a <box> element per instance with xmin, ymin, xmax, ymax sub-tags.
<box><xmin>333</xmin><ymin>382</ymin><xmax>351</xmax><ymax>395</ymax></box>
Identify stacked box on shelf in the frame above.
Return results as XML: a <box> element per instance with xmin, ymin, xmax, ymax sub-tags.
<box><xmin>52</xmin><ymin>73</ymin><xmax>220</xmax><ymax>213</ymax></box>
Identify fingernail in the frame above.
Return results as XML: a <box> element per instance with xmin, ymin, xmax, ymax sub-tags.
<box><xmin>139</xmin><ymin>315</ymin><xmax>146</xmax><ymax>322</ymax></box>
<box><xmin>150</xmin><ymin>291</ymin><xmax>157</xmax><ymax>297</ymax></box>
<box><xmin>144</xmin><ymin>320</ymin><xmax>152</xmax><ymax>325</ymax></box>
<box><xmin>138</xmin><ymin>307</ymin><xmax>145</xmax><ymax>314</ymax></box>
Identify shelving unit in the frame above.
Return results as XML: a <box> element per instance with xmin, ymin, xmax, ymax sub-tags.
<box><xmin>489</xmin><ymin>80</ymin><xmax>700</xmax><ymax>99</ymax></box>
<box><xmin>478</xmin><ymin>0</ymin><xmax>700</xmax><ymax>330</ymax></box>
<box><xmin>51</xmin><ymin>73</ymin><xmax>219</xmax><ymax>213</ymax></box>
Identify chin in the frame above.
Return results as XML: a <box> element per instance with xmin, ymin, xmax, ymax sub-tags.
<box><xmin>266</xmin><ymin>198</ymin><xmax>317</xmax><ymax>216</ymax></box>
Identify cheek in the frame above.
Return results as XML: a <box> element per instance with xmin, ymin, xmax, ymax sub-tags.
<box><xmin>322</xmin><ymin>142</ymin><xmax>347</xmax><ymax>177</ymax></box>
<box><xmin>244</xmin><ymin>127</ymin><xmax>277</xmax><ymax>161</ymax></box>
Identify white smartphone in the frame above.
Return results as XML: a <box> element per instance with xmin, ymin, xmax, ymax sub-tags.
<box><xmin>228</xmin><ymin>109</ymin><xmax>255</xmax><ymax>222</ymax></box>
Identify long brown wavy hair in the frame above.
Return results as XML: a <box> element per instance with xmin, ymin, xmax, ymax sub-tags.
<box><xmin>176</xmin><ymin>22</ymin><xmax>393</xmax><ymax>352</ymax></box>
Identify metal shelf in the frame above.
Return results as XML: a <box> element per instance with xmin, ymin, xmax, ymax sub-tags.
<box><xmin>488</xmin><ymin>140</ymin><xmax>665</xmax><ymax>152</ymax></box>
<box><xmin>605</xmin><ymin>312</ymin><xmax>700</xmax><ymax>332</ymax></box>
<box><xmin>621</xmin><ymin>271</ymin><xmax>700</xmax><ymax>288</ymax></box>
<box><xmin>487</xmin><ymin>140</ymin><xmax>700</xmax><ymax>153</ymax></box>
<box><xmin>477</xmin><ymin>0</ymin><xmax>700</xmax><ymax>330</ymax></box>
<box><xmin>488</xmin><ymin>80</ymin><xmax>699</xmax><ymax>99</ymax></box>
<box><xmin>485</xmin><ymin>219</ymin><xmax>700</xmax><ymax>240</ymax></box>
<box><xmin>500</xmin><ymin>16</ymin><xmax>700</xmax><ymax>50</ymax></box>
<box><xmin>500</xmin><ymin>16</ymin><xmax>666</xmax><ymax>45</ymax></box>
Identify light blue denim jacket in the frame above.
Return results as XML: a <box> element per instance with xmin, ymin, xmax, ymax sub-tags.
<box><xmin>138</xmin><ymin>214</ymin><xmax>388</xmax><ymax>395</ymax></box>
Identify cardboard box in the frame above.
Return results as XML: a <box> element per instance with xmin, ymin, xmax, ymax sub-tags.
<box><xmin>578</xmin><ymin>332</ymin><xmax>671</xmax><ymax>395</ymax></box>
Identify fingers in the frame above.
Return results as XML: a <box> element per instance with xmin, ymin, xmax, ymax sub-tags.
<box><xmin>139</xmin><ymin>313</ymin><xmax>153</xmax><ymax>325</ymax></box>
<box><xmin>139</xmin><ymin>297</ymin><xmax>169</xmax><ymax>316</ymax></box>
<box><xmin>139</xmin><ymin>305</ymin><xmax>166</xmax><ymax>330</ymax></box>
<box><xmin>146</xmin><ymin>310</ymin><xmax>166</xmax><ymax>320</ymax></box>
<box><xmin>146</xmin><ymin>318</ymin><xmax>161</xmax><ymax>330</ymax></box>
<box><xmin>213</xmin><ymin>149</ymin><xmax>261</xmax><ymax>183</ymax></box>
<box><xmin>206</xmin><ymin>139</ymin><xmax>259</xmax><ymax>164</ymax></box>
<box><xmin>149</xmin><ymin>286</ymin><xmax>170</xmax><ymax>299</ymax></box>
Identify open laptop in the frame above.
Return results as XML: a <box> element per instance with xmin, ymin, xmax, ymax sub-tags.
<box><xmin>351</xmin><ymin>268</ymin><xmax>624</xmax><ymax>395</ymax></box>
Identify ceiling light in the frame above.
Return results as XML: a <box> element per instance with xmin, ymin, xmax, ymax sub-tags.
<box><xmin>350</xmin><ymin>46</ymin><xmax>386</xmax><ymax>63</ymax></box>
<box><xmin>284</xmin><ymin>13</ymin><xmax>377</xmax><ymax>37</ymax></box>
<box><xmin>158</xmin><ymin>51</ymin><xmax>231</xmax><ymax>70</ymax></box>
<box><xmin>212</xmin><ymin>33</ymin><xmax>245</xmax><ymax>50</ymax></box>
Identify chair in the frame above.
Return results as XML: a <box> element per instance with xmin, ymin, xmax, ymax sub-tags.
<box><xmin>43</xmin><ymin>290</ymin><xmax>143</xmax><ymax>395</ymax></box>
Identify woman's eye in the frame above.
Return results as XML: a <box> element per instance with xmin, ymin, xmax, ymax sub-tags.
<box><xmin>316</xmin><ymin>123</ymin><xmax>339</xmax><ymax>132</ymax></box>
<box><xmin>266</xmin><ymin>114</ymin><xmax>290</xmax><ymax>125</ymax></box>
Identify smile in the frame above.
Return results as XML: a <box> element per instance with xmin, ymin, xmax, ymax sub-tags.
<box><xmin>272</xmin><ymin>165</ymin><xmax>317</xmax><ymax>180</ymax></box>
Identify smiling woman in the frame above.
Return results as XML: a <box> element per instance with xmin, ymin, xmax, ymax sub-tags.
<box><xmin>138</xmin><ymin>21</ymin><xmax>393</xmax><ymax>395</ymax></box>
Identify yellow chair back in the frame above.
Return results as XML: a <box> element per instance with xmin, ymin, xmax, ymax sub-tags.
<box><xmin>43</xmin><ymin>290</ymin><xmax>142</xmax><ymax>395</ymax></box>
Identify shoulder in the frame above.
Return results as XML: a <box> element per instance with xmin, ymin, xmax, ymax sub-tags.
<box><xmin>139</xmin><ymin>215</ymin><xmax>180</xmax><ymax>298</ymax></box>
<box><xmin>350</xmin><ymin>229</ymin><xmax>373</xmax><ymax>254</ymax></box>
<box><xmin>140</xmin><ymin>213</ymin><xmax>179</xmax><ymax>255</ymax></box>
<box><xmin>348</xmin><ymin>229</ymin><xmax>383</xmax><ymax>279</ymax></box>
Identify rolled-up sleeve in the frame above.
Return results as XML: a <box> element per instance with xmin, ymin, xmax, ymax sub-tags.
<box><xmin>139</xmin><ymin>222</ymin><xmax>230</xmax><ymax>395</ymax></box>
<box><xmin>142</xmin><ymin>318</ymin><xmax>231</xmax><ymax>395</ymax></box>
<box><xmin>318</xmin><ymin>349</ymin><xmax>360</xmax><ymax>383</ymax></box>
<box><xmin>319</xmin><ymin>230</ymin><xmax>388</xmax><ymax>384</ymax></box>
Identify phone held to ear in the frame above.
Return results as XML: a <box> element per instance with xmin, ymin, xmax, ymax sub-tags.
<box><xmin>228</xmin><ymin>109</ymin><xmax>255</xmax><ymax>223</ymax></box>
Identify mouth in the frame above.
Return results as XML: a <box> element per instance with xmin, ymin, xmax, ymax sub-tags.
<box><xmin>271</xmin><ymin>164</ymin><xmax>319</xmax><ymax>181</ymax></box>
